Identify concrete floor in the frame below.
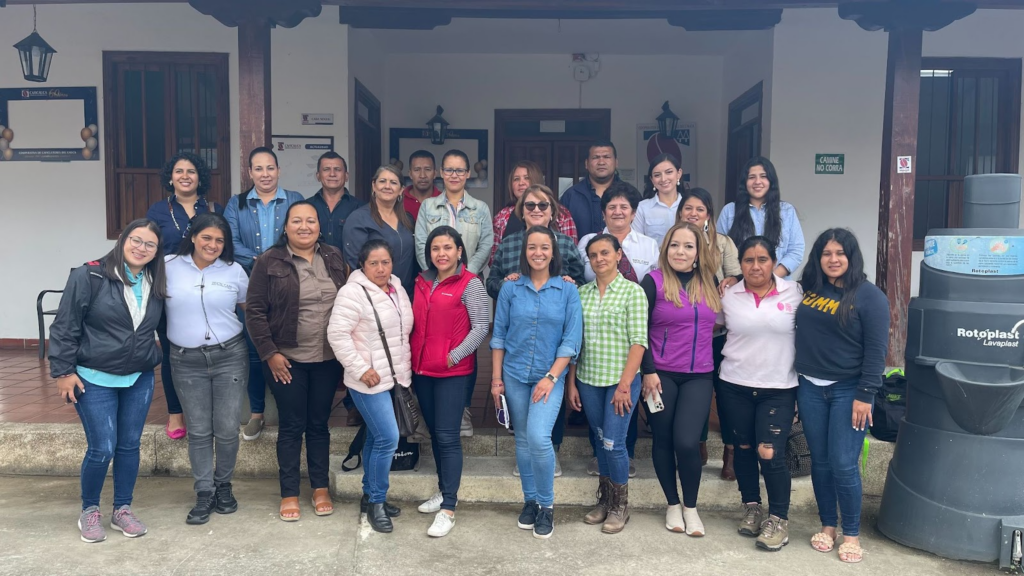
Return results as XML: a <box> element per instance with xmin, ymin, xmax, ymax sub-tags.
<box><xmin>0</xmin><ymin>475</ymin><xmax>995</xmax><ymax>576</ymax></box>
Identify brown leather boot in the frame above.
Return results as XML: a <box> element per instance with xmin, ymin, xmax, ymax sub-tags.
<box><xmin>721</xmin><ymin>445</ymin><xmax>736</xmax><ymax>481</ymax></box>
<box><xmin>584</xmin><ymin>476</ymin><xmax>612</xmax><ymax>525</ymax></box>
<box><xmin>602</xmin><ymin>482</ymin><xmax>630</xmax><ymax>534</ymax></box>
<box><xmin>699</xmin><ymin>441</ymin><xmax>709</xmax><ymax>466</ymax></box>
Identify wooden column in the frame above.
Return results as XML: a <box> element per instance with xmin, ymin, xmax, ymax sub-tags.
<box><xmin>876</xmin><ymin>27</ymin><xmax>922</xmax><ymax>367</ymax></box>
<box><xmin>238</xmin><ymin>19</ymin><xmax>272</xmax><ymax>192</ymax></box>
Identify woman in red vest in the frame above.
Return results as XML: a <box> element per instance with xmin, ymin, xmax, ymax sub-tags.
<box><xmin>411</xmin><ymin>225</ymin><xmax>490</xmax><ymax>538</ymax></box>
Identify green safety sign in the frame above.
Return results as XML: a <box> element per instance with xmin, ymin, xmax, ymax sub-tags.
<box><xmin>815</xmin><ymin>153</ymin><xmax>845</xmax><ymax>175</ymax></box>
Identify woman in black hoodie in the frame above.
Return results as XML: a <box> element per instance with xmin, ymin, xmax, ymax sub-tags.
<box><xmin>794</xmin><ymin>228</ymin><xmax>889</xmax><ymax>564</ymax></box>
<box><xmin>50</xmin><ymin>218</ymin><xmax>168</xmax><ymax>543</ymax></box>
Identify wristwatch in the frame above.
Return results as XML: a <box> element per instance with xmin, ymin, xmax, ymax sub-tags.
<box><xmin>543</xmin><ymin>372</ymin><xmax>557</xmax><ymax>382</ymax></box>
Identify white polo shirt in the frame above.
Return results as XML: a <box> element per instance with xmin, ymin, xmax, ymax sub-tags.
<box><xmin>719</xmin><ymin>276</ymin><xmax>803</xmax><ymax>389</ymax></box>
<box><xmin>164</xmin><ymin>254</ymin><xmax>248</xmax><ymax>348</ymax></box>
<box><xmin>578</xmin><ymin>228</ymin><xmax>660</xmax><ymax>283</ymax></box>
<box><xmin>633</xmin><ymin>193</ymin><xmax>681</xmax><ymax>246</ymax></box>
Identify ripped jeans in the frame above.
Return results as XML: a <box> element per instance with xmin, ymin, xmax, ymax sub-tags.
<box><xmin>576</xmin><ymin>376</ymin><xmax>641</xmax><ymax>485</ymax></box>
<box><xmin>716</xmin><ymin>379</ymin><xmax>797</xmax><ymax>520</ymax></box>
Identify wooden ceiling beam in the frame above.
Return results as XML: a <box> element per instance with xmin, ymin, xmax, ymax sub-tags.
<box><xmin>5</xmin><ymin>0</ymin><xmax>1022</xmax><ymax>7</ymax></box>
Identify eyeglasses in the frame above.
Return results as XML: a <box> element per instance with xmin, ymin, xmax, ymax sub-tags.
<box><xmin>128</xmin><ymin>236</ymin><xmax>159</xmax><ymax>252</ymax></box>
<box><xmin>524</xmin><ymin>202</ymin><xmax>550</xmax><ymax>213</ymax></box>
<box><xmin>441</xmin><ymin>168</ymin><xmax>469</xmax><ymax>177</ymax></box>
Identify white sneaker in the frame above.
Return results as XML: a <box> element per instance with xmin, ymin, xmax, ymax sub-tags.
<box><xmin>427</xmin><ymin>511</ymin><xmax>455</xmax><ymax>538</ymax></box>
<box><xmin>418</xmin><ymin>492</ymin><xmax>443</xmax><ymax>514</ymax></box>
<box><xmin>665</xmin><ymin>504</ymin><xmax>685</xmax><ymax>533</ymax></box>
<box><xmin>460</xmin><ymin>408</ymin><xmax>473</xmax><ymax>437</ymax></box>
<box><xmin>554</xmin><ymin>454</ymin><xmax>563</xmax><ymax>478</ymax></box>
<box><xmin>513</xmin><ymin>463</ymin><xmax>520</xmax><ymax>477</ymax></box>
<box><xmin>683</xmin><ymin>506</ymin><xmax>705</xmax><ymax>537</ymax></box>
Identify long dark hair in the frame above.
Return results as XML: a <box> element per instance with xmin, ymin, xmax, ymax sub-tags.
<box><xmin>103</xmin><ymin>218</ymin><xmax>168</xmax><ymax>299</ymax></box>
<box><xmin>174</xmin><ymin>213</ymin><xmax>235</xmax><ymax>264</ymax></box>
<box><xmin>728</xmin><ymin>156</ymin><xmax>782</xmax><ymax>250</ymax></box>
<box><xmin>273</xmin><ymin>201</ymin><xmax>319</xmax><ymax>249</ymax></box>
<box><xmin>519</xmin><ymin>226</ymin><xmax>562</xmax><ymax>277</ymax></box>
<box><xmin>799</xmin><ymin>228</ymin><xmax>867</xmax><ymax>327</ymax></box>
<box><xmin>642</xmin><ymin>153</ymin><xmax>683</xmax><ymax>200</ymax></box>
<box><xmin>424</xmin><ymin>225</ymin><xmax>468</xmax><ymax>273</ymax></box>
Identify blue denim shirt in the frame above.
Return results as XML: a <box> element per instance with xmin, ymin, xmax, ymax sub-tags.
<box><xmin>223</xmin><ymin>187</ymin><xmax>305</xmax><ymax>270</ymax></box>
<box><xmin>490</xmin><ymin>276</ymin><xmax>583</xmax><ymax>383</ymax></box>
<box><xmin>716</xmin><ymin>200</ymin><xmax>805</xmax><ymax>278</ymax></box>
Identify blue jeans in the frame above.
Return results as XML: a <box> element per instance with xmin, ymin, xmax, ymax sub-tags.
<box><xmin>504</xmin><ymin>373</ymin><xmax>565</xmax><ymax>507</ymax></box>
<box><xmin>238</xmin><ymin>308</ymin><xmax>266</xmax><ymax>414</ymax></box>
<box><xmin>74</xmin><ymin>371</ymin><xmax>155</xmax><ymax>510</ymax></box>
<box><xmin>577</xmin><ymin>375</ymin><xmax>641</xmax><ymax>484</ymax></box>
<box><xmin>416</xmin><ymin>374</ymin><xmax>467</xmax><ymax>511</ymax></box>
<box><xmin>797</xmin><ymin>376</ymin><xmax>868</xmax><ymax>536</ymax></box>
<box><xmin>349</xmin><ymin>388</ymin><xmax>399</xmax><ymax>504</ymax></box>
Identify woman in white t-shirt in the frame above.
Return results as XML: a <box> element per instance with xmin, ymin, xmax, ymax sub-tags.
<box><xmin>164</xmin><ymin>213</ymin><xmax>250</xmax><ymax>526</ymax></box>
<box><xmin>718</xmin><ymin>235</ymin><xmax>802</xmax><ymax>552</ymax></box>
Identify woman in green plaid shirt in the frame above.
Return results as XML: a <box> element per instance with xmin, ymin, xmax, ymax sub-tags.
<box><xmin>567</xmin><ymin>234</ymin><xmax>648</xmax><ymax>534</ymax></box>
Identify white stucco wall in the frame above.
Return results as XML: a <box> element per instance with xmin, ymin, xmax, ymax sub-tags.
<box><xmin>722</xmin><ymin>28</ymin><xmax>775</xmax><ymax>209</ymax></box>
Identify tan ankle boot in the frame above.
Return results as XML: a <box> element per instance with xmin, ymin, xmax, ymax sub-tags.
<box><xmin>601</xmin><ymin>482</ymin><xmax>630</xmax><ymax>534</ymax></box>
<box><xmin>584</xmin><ymin>476</ymin><xmax>612</xmax><ymax>525</ymax></box>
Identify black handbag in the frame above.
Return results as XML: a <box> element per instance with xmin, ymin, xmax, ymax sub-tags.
<box><xmin>341</xmin><ymin>423</ymin><xmax>420</xmax><ymax>472</ymax></box>
<box><xmin>786</xmin><ymin>419</ymin><xmax>813</xmax><ymax>478</ymax></box>
<box><xmin>359</xmin><ymin>286</ymin><xmax>430</xmax><ymax>443</ymax></box>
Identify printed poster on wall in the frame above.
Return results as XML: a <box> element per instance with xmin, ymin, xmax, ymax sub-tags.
<box><xmin>271</xmin><ymin>135</ymin><xmax>334</xmax><ymax>195</ymax></box>
<box><xmin>636</xmin><ymin>122</ymin><xmax>697</xmax><ymax>193</ymax></box>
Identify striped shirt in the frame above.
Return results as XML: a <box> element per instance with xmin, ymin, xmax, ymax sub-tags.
<box><xmin>576</xmin><ymin>273</ymin><xmax>649</xmax><ymax>387</ymax></box>
<box><xmin>430</xmin><ymin>275</ymin><xmax>490</xmax><ymax>365</ymax></box>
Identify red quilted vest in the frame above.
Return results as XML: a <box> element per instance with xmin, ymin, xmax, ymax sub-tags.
<box><xmin>411</xmin><ymin>266</ymin><xmax>476</xmax><ymax>377</ymax></box>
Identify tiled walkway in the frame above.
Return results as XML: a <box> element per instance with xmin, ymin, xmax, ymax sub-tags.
<box><xmin>0</xmin><ymin>347</ymin><xmax>503</xmax><ymax>428</ymax></box>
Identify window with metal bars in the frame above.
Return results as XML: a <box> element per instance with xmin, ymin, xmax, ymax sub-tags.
<box><xmin>102</xmin><ymin>51</ymin><xmax>231</xmax><ymax>239</ymax></box>
<box><xmin>913</xmin><ymin>58</ymin><xmax>1021</xmax><ymax>248</ymax></box>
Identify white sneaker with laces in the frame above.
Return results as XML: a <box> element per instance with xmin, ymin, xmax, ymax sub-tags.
<box><xmin>418</xmin><ymin>492</ymin><xmax>443</xmax><ymax>514</ymax></box>
<box><xmin>427</xmin><ymin>511</ymin><xmax>455</xmax><ymax>538</ymax></box>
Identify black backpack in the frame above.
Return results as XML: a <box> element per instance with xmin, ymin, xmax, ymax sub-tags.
<box><xmin>871</xmin><ymin>368</ymin><xmax>907</xmax><ymax>442</ymax></box>
<box><xmin>786</xmin><ymin>419</ymin><xmax>812</xmax><ymax>478</ymax></box>
<box><xmin>342</xmin><ymin>424</ymin><xmax>420</xmax><ymax>472</ymax></box>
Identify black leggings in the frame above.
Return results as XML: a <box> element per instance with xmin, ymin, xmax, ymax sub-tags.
<box><xmin>716</xmin><ymin>379</ymin><xmax>796</xmax><ymax>520</ymax></box>
<box><xmin>647</xmin><ymin>371</ymin><xmax>713</xmax><ymax>508</ymax></box>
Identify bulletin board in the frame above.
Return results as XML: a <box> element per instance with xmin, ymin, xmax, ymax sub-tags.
<box><xmin>270</xmin><ymin>134</ymin><xmax>334</xmax><ymax>195</ymax></box>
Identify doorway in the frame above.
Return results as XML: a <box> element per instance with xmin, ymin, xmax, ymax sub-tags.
<box><xmin>725</xmin><ymin>81</ymin><xmax>763</xmax><ymax>203</ymax></box>
<box><xmin>493</xmin><ymin>109</ymin><xmax>612</xmax><ymax>208</ymax></box>
<box><xmin>353</xmin><ymin>79</ymin><xmax>382</xmax><ymax>203</ymax></box>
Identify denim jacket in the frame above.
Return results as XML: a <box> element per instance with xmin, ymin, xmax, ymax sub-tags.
<box><xmin>223</xmin><ymin>187</ymin><xmax>305</xmax><ymax>271</ymax></box>
<box><xmin>414</xmin><ymin>192</ymin><xmax>493</xmax><ymax>274</ymax></box>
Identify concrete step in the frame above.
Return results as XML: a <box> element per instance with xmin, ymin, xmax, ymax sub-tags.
<box><xmin>0</xmin><ymin>423</ymin><xmax>894</xmax><ymax>508</ymax></box>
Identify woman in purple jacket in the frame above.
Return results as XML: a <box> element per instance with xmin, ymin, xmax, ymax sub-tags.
<box><xmin>640</xmin><ymin>222</ymin><xmax>722</xmax><ymax>536</ymax></box>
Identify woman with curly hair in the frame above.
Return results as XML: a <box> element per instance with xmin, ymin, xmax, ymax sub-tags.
<box><xmin>146</xmin><ymin>152</ymin><xmax>222</xmax><ymax>442</ymax></box>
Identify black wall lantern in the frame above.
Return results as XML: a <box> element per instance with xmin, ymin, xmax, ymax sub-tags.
<box><xmin>656</xmin><ymin>101</ymin><xmax>680</xmax><ymax>139</ymax></box>
<box><xmin>14</xmin><ymin>6</ymin><xmax>56</xmax><ymax>83</ymax></box>
<box><xmin>426</xmin><ymin>105</ymin><xmax>449</xmax><ymax>145</ymax></box>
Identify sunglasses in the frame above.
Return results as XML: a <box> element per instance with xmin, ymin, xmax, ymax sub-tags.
<box><xmin>524</xmin><ymin>201</ymin><xmax>550</xmax><ymax>212</ymax></box>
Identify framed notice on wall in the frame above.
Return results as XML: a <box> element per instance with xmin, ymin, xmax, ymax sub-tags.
<box><xmin>271</xmin><ymin>135</ymin><xmax>334</xmax><ymax>195</ymax></box>
<box><xmin>0</xmin><ymin>86</ymin><xmax>100</xmax><ymax>162</ymax></box>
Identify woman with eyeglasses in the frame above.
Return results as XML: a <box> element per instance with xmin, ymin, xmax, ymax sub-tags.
<box><xmin>412</xmin><ymin>226</ymin><xmax>490</xmax><ymax>538</ymax></box>
<box><xmin>49</xmin><ymin>219</ymin><xmax>168</xmax><ymax>543</ymax></box>
<box><xmin>490</xmin><ymin>160</ymin><xmax>578</xmax><ymax>265</ymax></box>
<box><xmin>163</xmin><ymin>213</ymin><xmax>249</xmax><ymax>525</ymax></box>
<box><xmin>676</xmin><ymin>186</ymin><xmax>742</xmax><ymax>479</ymax></box>
<box><xmin>414</xmin><ymin>150</ymin><xmax>495</xmax><ymax>438</ymax></box>
<box><xmin>343</xmin><ymin>165</ymin><xmax>417</xmax><ymax>298</ymax></box>
<box><xmin>147</xmin><ymin>152</ymin><xmax>221</xmax><ymax>442</ymax></box>
<box><xmin>246</xmin><ymin>201</ymin><xmax>350</xmax><ymax>522</ymax></box>
<box><xmin>491</xmin><ymin>225</ymin><xmax>583</xmax><ymax>539</ymax></box>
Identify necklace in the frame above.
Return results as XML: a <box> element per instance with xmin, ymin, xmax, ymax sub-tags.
<box><xmin>168</xmin><ymin>196</ymin><xmax>201</xmax><ymax>238</ymax></box>
<box><xmin>751</xmin><ymin>280</ymin><xmax>776</xmax><ymax>299</ymax></box>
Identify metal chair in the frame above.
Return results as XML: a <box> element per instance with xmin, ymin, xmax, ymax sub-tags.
<box><xmin>36</xmin><ymin>289</ymin><xmax>63</xmax><ymax>359</ymax></box>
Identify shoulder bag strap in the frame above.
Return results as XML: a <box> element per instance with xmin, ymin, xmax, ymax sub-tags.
<box><xmin>359</xmin><ymin>285</ymin><xmax>398</xmax><ymax>383</ymax></box>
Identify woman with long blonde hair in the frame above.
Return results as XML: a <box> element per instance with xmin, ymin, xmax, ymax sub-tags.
<box><xmin>639</xmin><ymin>222</ymin><xmax>722</xmax><ymax>536</ymax></box>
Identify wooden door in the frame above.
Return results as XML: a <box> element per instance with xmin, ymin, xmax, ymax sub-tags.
<box><xmin>725</xmin><ymin>82</ymin><xmax>763</xmax><ymax>202</ymax></box>
<box><xmin>353</xmin><ymin>80</ymin><xmax>382</xmax><ymax>203</ymax></box>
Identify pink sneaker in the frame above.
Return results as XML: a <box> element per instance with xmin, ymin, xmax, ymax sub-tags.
<box><xmin>111</xmin><ymin>505</ymin><xmax>148</xmax><ymax>537</ymax></box>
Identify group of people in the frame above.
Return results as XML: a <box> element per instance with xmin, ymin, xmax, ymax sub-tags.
<box><xmin>50</xmin><ymin>140</ymin><xmax>889</xmax><ymax>564</ymax></box>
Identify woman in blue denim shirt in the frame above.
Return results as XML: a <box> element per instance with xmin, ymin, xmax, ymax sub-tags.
<box><xmin>717</xmin><ymin>156</ymin><xmax>804</xmax><ymax>279</ymax></box>
<box><xmin>491</xmin><ymin>225</ymin><xmax>583</xmax><ymax>540</ymax></box>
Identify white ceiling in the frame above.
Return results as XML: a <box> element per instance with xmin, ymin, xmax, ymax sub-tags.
<box><xmin>366</xmin><ymin>18</ymin><xmax>771</xmax><ymax>56</ymax></box>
